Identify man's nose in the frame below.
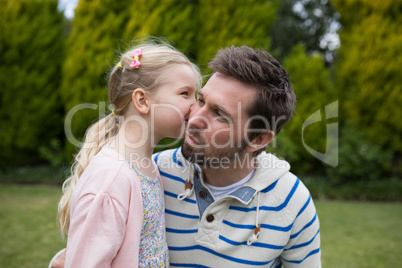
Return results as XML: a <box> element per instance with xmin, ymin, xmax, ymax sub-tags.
<box><xmin>188</xmin><ymin>106</ymin><xmax>208</xmax><ymax>130</ymax></box>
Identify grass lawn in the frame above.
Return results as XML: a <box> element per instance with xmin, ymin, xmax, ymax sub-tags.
<box><xmin>0</xmin><ymin>185</ymin><xmax>66</xmax><ymax>267</ymax></box>
<box><xmin>316</xmin><ymin>200</ymin><xmax>402</xmax><ymax>267</ymax></box>
<box><xmin>0</xmin><ymin>185</ymin><xmax>401</xmax><ymax>267</ymax></box>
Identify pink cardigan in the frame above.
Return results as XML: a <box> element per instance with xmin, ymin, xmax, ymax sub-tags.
<box><xmin>65</xmin><ymin>146</ymin><xmax>163</xmax><ymax>267</ymax></box>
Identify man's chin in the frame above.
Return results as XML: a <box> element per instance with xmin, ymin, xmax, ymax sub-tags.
<box><xmin>181</xmin><ymin>141</ymin><xmax>200</xmax><ymax>162</ymax></box>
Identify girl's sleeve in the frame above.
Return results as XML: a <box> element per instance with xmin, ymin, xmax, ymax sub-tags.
<box><xmin>65</xmin><ymin>192</ymin><xmax>128</xmax><ymax>268</ymax></box>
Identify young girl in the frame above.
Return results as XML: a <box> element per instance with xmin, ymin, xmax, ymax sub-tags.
<box><xmin>56</xmin><ymin>43</ymin><xmax>201</xmax><ymax>267</ymax></box>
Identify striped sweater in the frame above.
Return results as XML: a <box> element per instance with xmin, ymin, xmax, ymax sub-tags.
<box><xmin>154</xmin><ymin>148</ymin><xmax>321</xmax><ymax>268</ymax></box>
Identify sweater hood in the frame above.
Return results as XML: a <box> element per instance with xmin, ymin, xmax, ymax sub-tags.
<box><xmin>245</xmin><ymin>151</ymin><xmax>291</xmax><ymax>192</ymax></box>
<box><xmin>175</xmin><ymin>149</ymin><xmax>291</xmax><ymax>193</ymax></box>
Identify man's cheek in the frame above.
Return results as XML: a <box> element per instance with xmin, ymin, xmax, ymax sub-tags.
<box><xmin>211</xmin><ymin>128</ymin><xmax>234</xmax><ymax>148</ymax></box>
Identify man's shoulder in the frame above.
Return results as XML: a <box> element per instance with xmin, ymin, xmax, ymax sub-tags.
<box><xmin>249</xmin><ymin>152</ymin><xmax>292</xmax><ymax>191</ymax></box>
<box><xmin>255</xmin><ymin>152</ymin><xmax>310</xmax><ymax>194</ymax></box>
<box><xmin>270</xmin><ymin>171</ymin><xmax>314</xmax><ymax>213</ymax></box>
<box><xmin>153</xmin><ymin>148</ymin><xmax>177</xmax><ymax>164</ymax></box>
<box><xmin>254</xmin><ymin>152</ymin><xmax>312</xmax><ymax>203</ymax></box>
<box><xmin>153</xmin><ymin>147</ymin><xmax>190</xmax><ymax>174</ymax></box>
<box><xmin>255</xmin><ymin>151</ymin><xmax>291</xmax><ymax>171</ymax></box>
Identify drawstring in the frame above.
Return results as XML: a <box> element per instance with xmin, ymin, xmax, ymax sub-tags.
<box><xmin>177</xmin><ymin>161</ymin><xmax>194</xmax><ymax>200</ymax></box>
<box><xmin>177</xmin><ymin>179</ymin><xmax>194</xmax><ymax>200</ymax></box>
<box><xmin>247</xmin><ymin>191</ymin><xmax>261</xmax><ymax>245</ymax></box>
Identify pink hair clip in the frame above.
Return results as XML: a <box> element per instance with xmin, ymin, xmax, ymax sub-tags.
<box><xmin>130</xmin><ymin>49</ymin><xmax>143</xmax><ymax>69</ymax></box>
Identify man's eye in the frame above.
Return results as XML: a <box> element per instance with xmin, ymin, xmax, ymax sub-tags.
<box><xmin>197</xmin><ymin>98</ymin><xmax>205</xmax><ymax>105</ymax></box>
<box><xmin>214</xmin><ymin>110</ymin><xmax>227</xmax><ymax>121</ymax></box>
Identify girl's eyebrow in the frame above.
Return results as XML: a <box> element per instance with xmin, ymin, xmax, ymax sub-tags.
<box><xmin>177</xmin><ymin>85</ymin><xmax>194</xmax><ymax>91</ymax></box>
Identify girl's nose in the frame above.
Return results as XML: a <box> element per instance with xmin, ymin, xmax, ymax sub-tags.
<box><xmin>189</xmin><ymin>97</ymin><xmax>196</xmax><ymax>109</ymax></box>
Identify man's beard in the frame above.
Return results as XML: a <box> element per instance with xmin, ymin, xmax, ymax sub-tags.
<box><xmin>181</xmin><ymin>134</ymin><xmax>248</xmax><ymax>168</ymax></box>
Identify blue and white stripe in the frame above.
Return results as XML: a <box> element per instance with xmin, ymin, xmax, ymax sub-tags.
<box><xmin>155</xmin><ymin>149</ymin><xmax>321</xmax><ymax>267</ymax></box>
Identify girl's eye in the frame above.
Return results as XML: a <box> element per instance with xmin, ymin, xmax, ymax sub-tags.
<box><xmin>181</xmin><ymin>91</ymin><xmax>188</xmax><ymax>96</ymax></box>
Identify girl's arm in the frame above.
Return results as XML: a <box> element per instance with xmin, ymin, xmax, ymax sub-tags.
<box><xmin>65</xmin><ymin>193</ymin><xmax>127</xmax><ymax>267</ymax></box>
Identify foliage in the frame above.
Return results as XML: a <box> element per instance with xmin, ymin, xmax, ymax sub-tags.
<box><xmin>0</xmin><ymin>165</ymin><xmax>68</xmax><ymax>185</ymax></box>
<box><xmin>61</xmin><ymin>0</ymin><xmax>133</xmax><ymax>159</ymax></box>
<box><xmin>39</xmin><ymin>139</ymin><xmax>65</xmax><ymax>167</ymax></box>
<box><xmin>332</xmin><ymin>0</ymin><xmax>402</xmax><ymax>160</ymax></box>
<box><xmin>281</xmin><ymin>44</ymin><xmax>338</xmax><ymax>173</ymax></box>
<box><xmin>154</xmin><ymin>138</ymin><xmax>184</xmax><ymax>154</ymax></box>
<box><xmin>123</xmin><ymin>0</ymin><xmax>196</xmax><ymax>55</ymax></box>
<box><xmin>267</xmin><ymin>130</ymin><xmax>300</xmax><ymax>164</ymax></box>
<box><xmin>1</xmin><ymin>0</ymin><xmax>400</xmax><ymax>185</ymax></box>
<box><xmin>0</xmin><ymin>0</ymin><xmax>65</xmax><ymax>166</ymax></box>
<box><xmin>325</xmin><ymin>126</ymin><xmax>392</xmax><ymax>183</ymax></box>
<box><xmin>304</xmin><ymin>175</ymin><xmax>402</xmax><ymax>202</ymax></box>
<box><xmin>271</xmin><ymin>0</ymin><xmax>339</xmax><ymax>62</ymax></box>
<box><xmin>194</xmin><ymin>0</ymin><xmax>279</xmax><ymax>71</ymax></box>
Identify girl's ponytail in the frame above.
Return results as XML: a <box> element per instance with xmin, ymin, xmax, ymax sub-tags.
<box><xmin>57</xmin><ymin>114</ymin><xmax>119</xmax><ymax>234</ymax></box>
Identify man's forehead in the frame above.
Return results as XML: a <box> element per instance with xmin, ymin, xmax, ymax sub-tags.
<box><xmin>202</xmin><ymin>74</ymin><xmax>257</xmax><ymax>100</ymax></box>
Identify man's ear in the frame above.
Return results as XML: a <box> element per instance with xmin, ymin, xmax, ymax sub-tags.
<box><xmin>246</xmin><ymin>131</ymin><xmax>275</xmax><ymax>154</ymax></box>
<box><xmin>132</xmin><ymin>88</ymin><xmax>150</xmax><ymax>114</ymax></box>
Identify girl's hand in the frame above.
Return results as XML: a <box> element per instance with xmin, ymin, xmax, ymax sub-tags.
<box><xmin>50</xmin><ymin>248</ymin><xmax>66</xmax><ymax>268</ymax></box>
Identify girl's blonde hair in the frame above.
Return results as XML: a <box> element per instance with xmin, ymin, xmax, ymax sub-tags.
<box><xmin>57</xmin><ymin>41</ymin><xmax>202</xmax><ymax>234</ymax></box>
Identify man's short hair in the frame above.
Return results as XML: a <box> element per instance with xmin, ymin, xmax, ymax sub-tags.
<box><xmin>208</xmin><ymin>46</ymin><xmax>296</xmax><ymax>155</ymax></box>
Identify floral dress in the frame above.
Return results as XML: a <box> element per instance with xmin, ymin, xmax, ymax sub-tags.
<box><xmin>128</xmin><ymin>162</ymin><xmax>169</xmax><ymax>267</ymax></box>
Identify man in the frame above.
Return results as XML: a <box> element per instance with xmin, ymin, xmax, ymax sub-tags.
<box><xmin>154</xmin><ymin>46</ymin><xmax>320</xmax><ymax>267</ymax></box>
<box><xmin>51</xmin><ymin>46</ymin><xmax>320</xmax><ymax>267</ymax></box>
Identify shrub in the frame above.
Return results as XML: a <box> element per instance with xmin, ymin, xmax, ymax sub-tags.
<box><xmin>326</xmin><ymin>126</ymin><xmax>392</xmax><ymax>183</ymax></box>
<box><xmin>0</xmin><ymin>0</ymin><xmax>65</xmax><ymax>166</ymax></box>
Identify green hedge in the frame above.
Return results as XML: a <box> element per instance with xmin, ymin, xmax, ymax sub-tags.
<box><xmin>0</xmin><ymin>0</ymin><xmax>65</xmax><ymax>166</ymax></box>
<box><xmin>1</xmin><ymin>165</ymin><xmax>400</xmax><ymax>201</ymax></box>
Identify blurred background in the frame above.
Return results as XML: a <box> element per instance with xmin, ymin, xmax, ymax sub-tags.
<box><xmin>0</xmin><ymin>0</ymin><xmax>401</xmax><ymax>267</ymax></box>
